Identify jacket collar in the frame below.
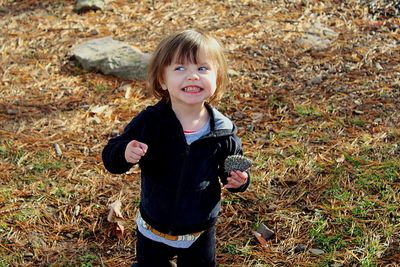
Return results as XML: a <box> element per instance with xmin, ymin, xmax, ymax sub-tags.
<box><xmin>153</xmin><ymin>99</ymin><xmax>235</xmax><ymax>137</ymax></box>
<box><xmin>204</xmin><ymin>103</ymin><xmax>236</xmax><ymax>137</ymax></box>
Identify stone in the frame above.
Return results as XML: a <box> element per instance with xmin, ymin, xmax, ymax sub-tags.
<box><xmin>227</xmin><ymin>69</ymin><xmax>240</xmax><ymax>77</ymax></box>
<box><xmin>310</xmin><ymin>248</ymin><xmax>325</xmax><ymax>255</ymax></box>
<box><xmin>298</xmin><ymin>22</ymin><xmax>338</xmax><ymax>50</ymax></box>
<box><xmin>71</xmin><ymin>37</ymin><xmax>150</xmax><ymax>81</ymax></box>
<box><xmin>24</xmin><ymin>252</ymin><xmax>34</xmax><ymax>258</ymax></box>
<box><xmin>75</xmin><ymin>0</ymin><xmax>105</xmax><ymax>12</ymax></box>
<box><xmin>257</xmin><ymin>223</ymin><xmax>275</xmax><ymax>240</ymax></box>
<box><xmin>294</xmin><ymin>244</ymin><xmax>306</xmax><ymax>253</ymax></box>
<box><xmin>307</xmin><ymin>74</ymin><xmax>324</xmax><ymax>86</ymax></box>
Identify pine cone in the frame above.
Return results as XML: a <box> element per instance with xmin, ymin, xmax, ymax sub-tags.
<box><xmin>224</xmin><ymin>155</ymin><xmax>252</xmax><ymax>173</ymax></box>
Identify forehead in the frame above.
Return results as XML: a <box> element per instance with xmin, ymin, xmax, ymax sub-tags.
<box><xmin>172</xmin><ymin>47</ymin><xmax>215</xmax><ymax>65</ymax></box>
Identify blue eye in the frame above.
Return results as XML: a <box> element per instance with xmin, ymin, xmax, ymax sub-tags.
<box><xmin>198</xmin><ymin>66</ymin><xmax>209</xmax><ymax>71</ymax></box>
<box><xmin>174</xmin><ymin>66</ymin><xmax>185</xmax><ymax>71</ymax></box>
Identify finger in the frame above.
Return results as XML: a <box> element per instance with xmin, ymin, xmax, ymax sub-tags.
<box><xmin>127</xmin><ymin>156</ymin><xmax>139</xmax><ymax>164</ymax></box>
<box><xmin>224</xmin><ymin>178</ymin><xmax>241</xmax><ymax>189</ymax></box>
<box><xmin>224</xmin><ymin>181</ymin><xmax>240</xmax><ymax>189</ymax></box>
<box><xmin>231</xmin><ymin>171</ymin><xmax>248</xmax><ymax>182</ymax></box>
<box><xmin>131</xmin><ymin>140</ymin><xmax>148</xmax><ymax>154</ymax></box>
<box><xmin>126</xmin><ymin>151</ymin><xmax>142</xmax><ymax>163</ymax></box>
<box><xmin>132</xmin><ymin>147</ymin><xmax>146</xmax><ymax>156</ymax></box>
<box><xmin>229</xmin><ymin>172</ymin><xmax>244</xmax><ymax>184</ymax></box>
<box><xmin>224</xmin><ymin>184</ymin><xmax>232</xmax><ymax>189</ymax></box>
<box><xmin>128</xmin><ymin>152</ymin><xmax>141</xmax><ymax>161</ymax></box>
<box><xmin>130</xmin><ymin>140</ymin><xmax>139</xmax><ymax>148</ymax></box>
<box><xmin>138</xmin><ymin>142</ymin><xmax>148</xmax><ymax>153</ymax></box>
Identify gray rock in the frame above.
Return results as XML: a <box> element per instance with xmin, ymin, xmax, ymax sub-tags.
<box><xmin>294</xmin><ymin>244</ymin><xmax>306</xmax><ymax>253</ymax></box>
<box><xmin>71</xmin><ymin>37</ymin><xmax>150</xmax><ymax>81</ymax></box>
<box><xmin>24</xmin><ymin>252</ymin><xmax>34</xmax><ymax>258</ymax></box>
<box><xmin>298</xmin><ymin>22</ymin><xmax>338</xmax><ymax>50</ymax></box>
<box><xmin>309</xmin><ymin>248</ymin><xmax>325</xmax><ymax>255</ymax></box>
<box><xmin>29</xmin><ymin>232</ymin><xmax>47</xmax><ymax>248</ymax></box>
<box><xmin>227</xmin><ymin>69</ymin><xmax>240</xmax><ymax>77</ymax></box>
<box><xmin>307</xmin><ymin>74</ymin><xmax>324</xmax><ymax>86</ymax></box>
<box><xmin>257</xmin><ymin>223</ymin><xmax>275</xmax><ymax>240</ymax></box>
<box><xmin>75</xmin><ymin>0</ymin><xmax>105</xmax><ymax>12</ymax></box>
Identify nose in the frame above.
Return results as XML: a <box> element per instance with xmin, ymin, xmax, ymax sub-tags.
<box><xmin>187</xmin><ymin>72</ymin><xmax>200</xmax><ymax>80</ymax></box>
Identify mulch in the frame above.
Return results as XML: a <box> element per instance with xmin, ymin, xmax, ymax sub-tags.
<box><xmin>0</xmin><ymin>0</ymin><xmax>399</xmax><ymax>266</ymax></box>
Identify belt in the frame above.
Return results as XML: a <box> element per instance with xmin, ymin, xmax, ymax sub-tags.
<box><xmin>138</xmin><ymin>214</ymin><xmax>203</xmax><ymax>241</ymax></box>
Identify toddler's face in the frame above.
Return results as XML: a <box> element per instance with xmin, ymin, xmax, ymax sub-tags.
<box><xmin>161</xmin><ymin>51</ymin><xmax>217</xmax><ymax>108</ymax></box>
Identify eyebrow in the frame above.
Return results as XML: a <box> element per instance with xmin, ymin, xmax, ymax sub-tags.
<box><xmin>171</xmin><ymin>61</ymin><xmax>211</xmax><ymax>66</ymax></box>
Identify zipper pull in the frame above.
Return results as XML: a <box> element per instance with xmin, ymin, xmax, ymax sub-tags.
<box><xmin>185</xmin><ymin>145</ymin><xmax>190</xmax><ymax>155</ymax></box>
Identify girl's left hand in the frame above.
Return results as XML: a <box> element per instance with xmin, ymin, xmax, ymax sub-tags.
<box><xmin>224</xmin><ymin>170</ymin><xmax>248</xmax><ymax>189</ymax></box>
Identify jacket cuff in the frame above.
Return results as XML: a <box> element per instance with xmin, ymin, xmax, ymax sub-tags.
<box><xmin>227</xmin><ymin>171</ymin><xmax>250</xmax><ymax>193</ymax></box>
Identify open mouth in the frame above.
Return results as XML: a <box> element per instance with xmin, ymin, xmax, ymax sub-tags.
<box><xmin>182</xmin><ymin>86</ymin><xmax>203</xmax><ymax>93</ymax></box>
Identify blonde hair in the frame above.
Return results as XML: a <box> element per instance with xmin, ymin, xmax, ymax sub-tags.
<box><xmin>147</xmin><ymin>29</ymin><xmax>228</xmax><ymax>103</ymax></box>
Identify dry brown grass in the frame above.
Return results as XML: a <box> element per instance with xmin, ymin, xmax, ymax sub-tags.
<box><xmin>1</xmin><ymin>0</ymin><xmax>399</xmax><ymax>266</ymax></box>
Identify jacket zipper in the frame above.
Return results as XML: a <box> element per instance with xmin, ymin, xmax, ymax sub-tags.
<box><xmin>168</xmin><ymin>143</ymin><xmax>190</xmax><ymax>234</ymax></box>
<box><xmin>166</xmin><ymin>127</ymin><xmax>231</xmax><ymax>234</ymax></box>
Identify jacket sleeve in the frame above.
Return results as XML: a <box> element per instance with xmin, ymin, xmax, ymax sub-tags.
<box><xmin>102</xmin><ymin>110</ymin><xmax>148</xmax><ymax>174</ymax></box>
<box><xmin>218</xmin><ymin>126</ymin><xmax>251</xmax><ymax>193</ymax></box>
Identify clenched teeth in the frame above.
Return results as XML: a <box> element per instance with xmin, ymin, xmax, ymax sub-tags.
<box><xmin>183</xmin><ymin>86</ymin><xmax>202</xmax><ymax>92</ymax></box>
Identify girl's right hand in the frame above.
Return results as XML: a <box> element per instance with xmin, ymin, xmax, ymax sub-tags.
<box><xmin>124</xmin><ymin>140</ymin><xmax>148</xmax><ymax>164</ymax></box>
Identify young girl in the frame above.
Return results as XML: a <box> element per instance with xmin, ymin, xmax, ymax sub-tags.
<box><xmin>102</xmin><ymin>29</ymin><xmax>250</xmax><ymax>267</ymax></box>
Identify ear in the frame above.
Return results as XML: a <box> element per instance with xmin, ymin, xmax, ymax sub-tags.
<box><xmin>160</xmin><ymin>82</ymin><xmax>167</xmax><ymax>90</ymax></box>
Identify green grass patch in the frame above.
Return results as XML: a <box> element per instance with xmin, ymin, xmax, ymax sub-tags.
<box><xmin>0</xmin><ymin>145</ymin><xmax>8</xmax><ymax>158</ymax></box>
<box><xmin>221</xmin><ymin>244</ymin><xmax>241</xmax><ymax>255</ymax></box>
<box><xmin>344</xmin><ymin>154</ymin><xmax>365</xmax><ymax>168</ymax></box>
<box><xmin>295</xmin><ymin>105</ymin><xmax>322</xmax><ymax>117</ymax></box>
<box><xmin>360</xmin><ymin>237</ymin><xmax>383</xmax><ymax>267</ymax></box>
<box><xmin>248</xmin><ymin>146</ymin><xmax>270</xmax><ymax>172</ymax></box>
<box><xmin>351</xmin><ymin>117</ymin><xmax>366</xmax><ymax>127</ymax></box>
<box><xmin>0</xmin><ymin>221</ymin><xmax>9</xmax><ymax>233</ymax></box>
<box><xmin>12</xmin><ymin>208</ymin><xmax>42</xmax><ymax>223</ymax></box>
<box><xmin>221</xmin><ymin>198</ymin><xmax>241</xmax><ymax>206</ymax></box>
<box><xmin>0</xmin><ymin>187</ymin><xmax>13</xmax><ymax>200</ymax></box>
<box><xmin>284</xmin><ymin>157</ymin><xmax>301</xmax><ymax>168</ymax></box>
<box><xmin>351</xmin><ymin>198</ymin><xmax>380</xmax><ymax>220</ymax></box>
<box><xmin>0</xmin><ymin>255</ymin><xmax>23</xmax><ymax>267</ymax></box>
<box><xmin>79</xmin><ymin>253</ymin><xmax>98</xmax><ymax>267</ymax></box>
<box><xmin>29</xmin><ymin>151</ymin><xmax>65</xmax><ymax>173</ymax></box>
<box><xmin>277</xmin><ymin>129</ymin><xmax>308</xmax><ymax>139</ymax></box>
<box><xmin>268</xmin><ymin>95</ymin><xmax>287</xmax><ymax>108</ymax></box>
<box><xmin>326</xmin><ymin>185</ymin><xmax>351</xmax><ymax>201</ymax></box>
<box><xmin>93</xmin><ymin>84</ymin><xmax>110</xmax><ymax>92</ymax></box>
<box><xmin>309</xmin><ymin>217</ymin><xmax>345</xmax><ymax>253</ymax></box>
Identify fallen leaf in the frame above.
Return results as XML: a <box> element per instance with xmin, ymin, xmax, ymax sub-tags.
<box><xmin>89</xmin><ymin>105</ymin><xmax>110</xmax><ymax>114</ymax></box>
<box><xmin>115</xmin><ymin>220</ymin><xmax>125</xmax><ymax>239</ymax></box>
<box><xmin>108</xmin><ymin>200</ymin><xmax>123</xmax><ymax>221</ymax></box>
<box><xmin>107</xmin><ymin>200</ymin><xmax>125</xmax><ymax>238</ymax></box>
<box><xmin>253</xmin><ymin>231</ymin><xmax>268</xmax><ymax>247</ymax></box>
<box><xmin>336</xmin><ymin>154</ymin><xmax>345</xmax><ymax>163</ymax></box>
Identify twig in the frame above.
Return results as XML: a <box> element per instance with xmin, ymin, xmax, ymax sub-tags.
<box><xmin>98</xmin><ymin>253</ymin><xmax>105</xmax><ymax>267</ymax></box>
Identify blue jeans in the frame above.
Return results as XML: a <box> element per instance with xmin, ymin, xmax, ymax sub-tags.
<box><xmin>134</xmin><ymin>226</ymin><xmax>216</xmax><ymax>267</ymax></box>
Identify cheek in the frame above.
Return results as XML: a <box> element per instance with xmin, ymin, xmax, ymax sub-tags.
<box><xmin>210</xmin><ymin>75</ymin><xmax>217</xmax><ymax>89</ymax></box>
<box><xmin>160</xmin><ymin>73</ymin><xmax>172</xmax><ymax>90</ymax></box>
<box><xmin>159</xmin><ymin>73</ymin><xmax>166</xmax><ymax>89</ymax></box>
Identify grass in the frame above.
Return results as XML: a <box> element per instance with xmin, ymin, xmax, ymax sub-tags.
<box><xmin>2</xmin><ymin>108</ymin><xmax>397</xmax><ymax>267</ymax></box>
<box><xmin>295</xmin><ymin>105</ymin><xmax>322</xmax><ymax>117</ymax></box>
<box><xmin>79</xmin><ymin>253</ymin><xmax>98</xmax><ymax>267</ymax></box>
<box><xmin>314</xmin><ymin>152</ymin><xmax>399</xmax><ymax>265</ymax></box>
<box><xmin>1</xmin><ymin>0</ymin><xmax>400</xmax><ymax>266</ymax></box>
